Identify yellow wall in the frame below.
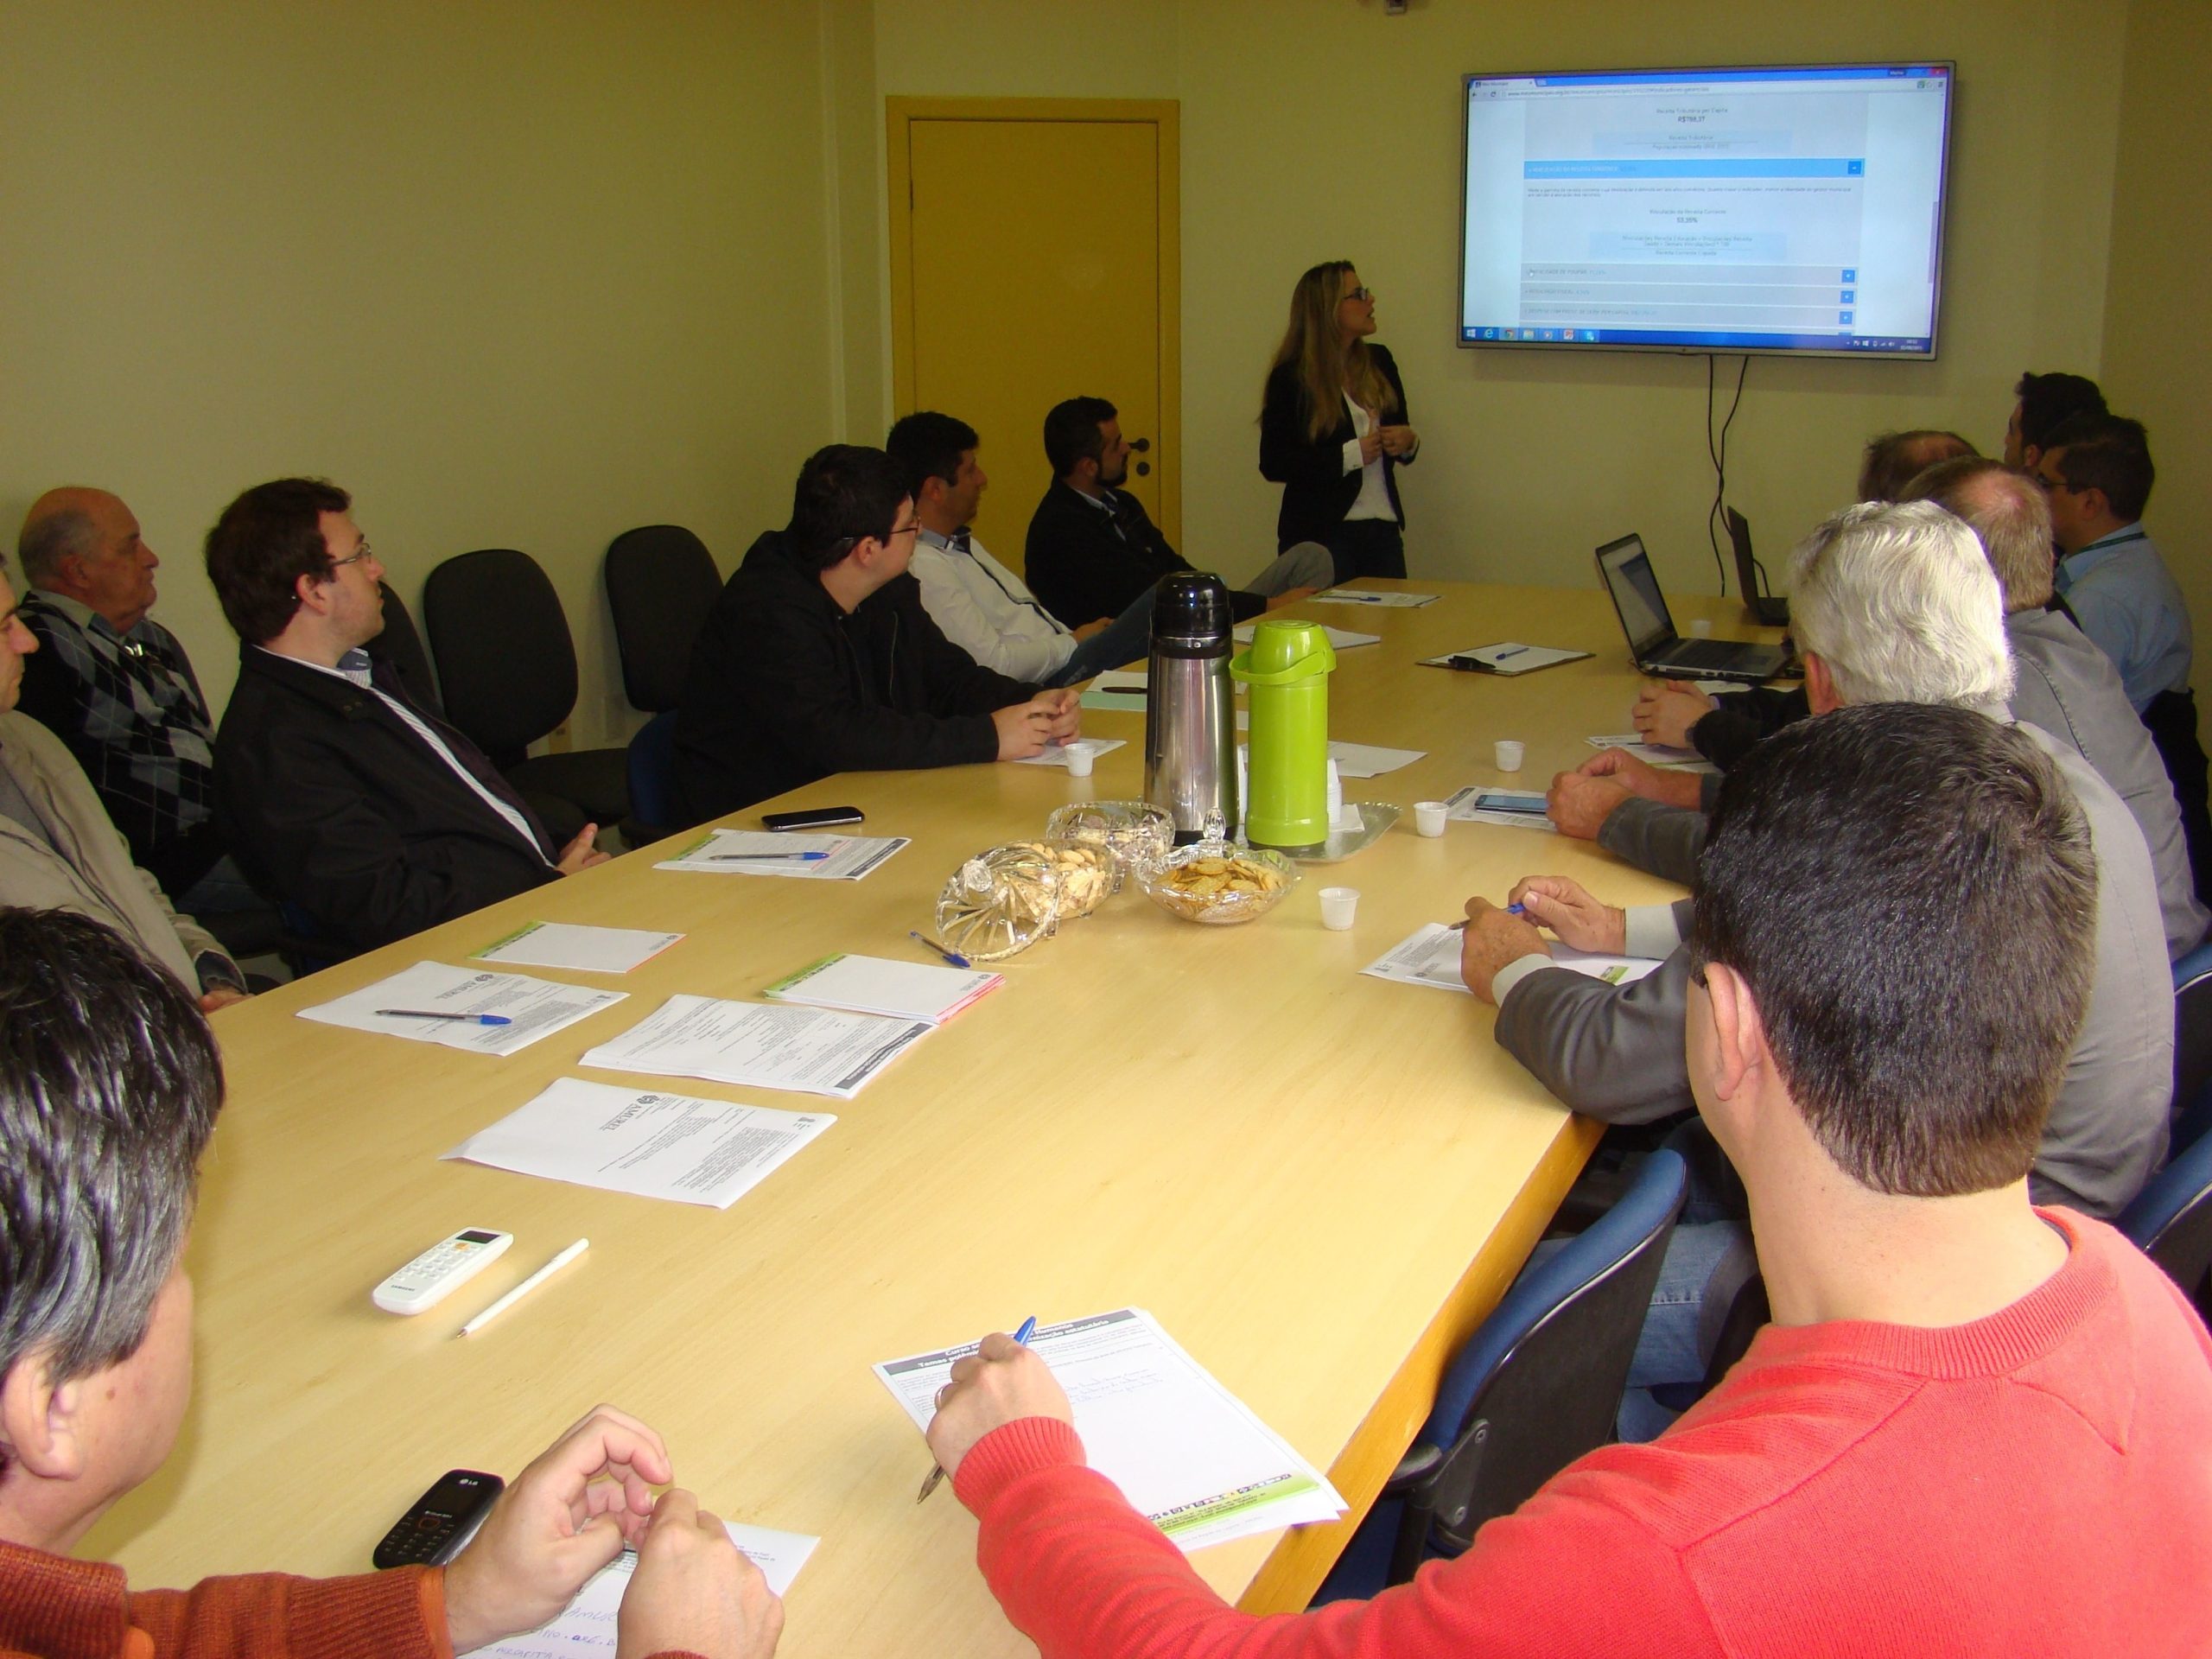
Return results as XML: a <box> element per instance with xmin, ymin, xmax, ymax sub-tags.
<box><xmin>2101</xmin><ymin>0</ymin><xmax>2210</xmax><ymax>720</ymax></box>
<box><xmin>0</xmin><ymin>1</ymin><xmax>834</xmax><ymax>743</ymax></box>
<box><xmin>0</xmin><ymin>0</ymin><xmax>2171</xmax><ymax>751</ymax></box>
<box><xmin>871</xmin><ymin>0</ymin><xmax>2129</xmax><ymax>603</ymax></box>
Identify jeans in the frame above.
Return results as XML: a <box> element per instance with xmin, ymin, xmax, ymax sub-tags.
<box><xmin>179</xmin><ymin>854</ymin><xmax>266</xmax><ymax>917</ymax></box>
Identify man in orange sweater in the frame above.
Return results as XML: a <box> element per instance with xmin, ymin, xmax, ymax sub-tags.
<box><xmin>926</xmin><ymin>703</ymin><xmax>2212</xmax><ymax>1658</ymax></box>
<box><xmin>0</xmin><ymin>909</ymin><xmax>781</xmax><ymax>1659</ymax></box>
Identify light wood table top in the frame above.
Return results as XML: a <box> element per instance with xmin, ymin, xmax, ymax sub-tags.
<box><xmin>91</xmin><ymin>582</ymin><xmax>1756</xmax><ymax>1655</ymax></box>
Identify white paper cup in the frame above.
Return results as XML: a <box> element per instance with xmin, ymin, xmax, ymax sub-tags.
<box><xmin>1689</xmin><ymin>618</ymin><xmax>1713</xmax><ymax>638</ymax></box>
<box><xmin>1319</xmin><ymin>887</ymin><xmax>1359</xmax><ymax>930</ymax></box>
<box><xmin>1065</xmin><ymin>745</ymin><xmax>1096</xmax><ymax>778</ymax></box>
<box><xmin>1414</xmin><ymin>800</ymin><xmax>1449</xmax><ymax>837</ymax></box>
<box><xmin>1494</xmin><ymin>740</ymin><xmax>1525</xmax><ymax>772</ymax></box>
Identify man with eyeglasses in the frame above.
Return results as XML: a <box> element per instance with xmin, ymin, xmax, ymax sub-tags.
<box><xmin>207</xmin><ymin>478</ymin><xmax>607</xmax><ymax>955</ymax></box>
<box><xmin>2033</xmin><ymin>413</ymin><xmax>2209</xmax><ymax>899</ymax></box>
<box><xmin>673</xmin><ymin>444</ymin><xmax>1079</xmax><ymax>824</ymax></box>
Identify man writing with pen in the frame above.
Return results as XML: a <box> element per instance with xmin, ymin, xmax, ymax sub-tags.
<box><xmin>0</xmin><ymin>907</ymin><xmax>783</xmax><ymax>1659</ymax></box>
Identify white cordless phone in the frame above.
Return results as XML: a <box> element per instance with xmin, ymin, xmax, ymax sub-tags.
<box><xmin>372</xmin><ymin>1229</ymin><xmax>513</xmax><ymax>1314</ymax></box>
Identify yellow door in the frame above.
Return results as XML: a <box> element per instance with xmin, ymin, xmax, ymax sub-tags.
<box><xmin>891</xmin><ymin>99</ymin><xmax>1180</xmax><ymax>574</ymax></box>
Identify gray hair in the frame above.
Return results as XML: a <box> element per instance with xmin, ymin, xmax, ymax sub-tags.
<box><xmin>1789</xmin><ymin>500</ymin><xmax>2015</xmax><ymax>708</ymax></box>
<box><xmin>16</xmin><ymin>508</ymin><xmax>96</xmax><ymax>587</ymax></box>
<box><xmin>0</xmin><ymin>910</ymin><xmax>220</xmax><ymax>1416</ymax></box>
<box><xmin>1899</xmin><ymin>457</ymin><xmax>2056</xmax><ymax>612</ymax></box>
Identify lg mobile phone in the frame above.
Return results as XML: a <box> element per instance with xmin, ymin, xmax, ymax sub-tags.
<box><xmin>372</xmin><ymin>1469</ymin><xmax>504</xmax><ymax>1568</ymax></box>
<box><xmin>762</xmin><ymin>805</ymin><xmax>863</xmax><ymax>831</ymax></box>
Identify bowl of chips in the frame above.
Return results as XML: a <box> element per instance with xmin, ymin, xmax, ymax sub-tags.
<box><xmin>1137</xmin><ymin>837</ymin><xmax>1298</xmax><ymax>926</ymax></box>
<box><xmin>1045</xmin><ymin>799</ymin><xmax>1176</xmax><ymax>893</ymax></box>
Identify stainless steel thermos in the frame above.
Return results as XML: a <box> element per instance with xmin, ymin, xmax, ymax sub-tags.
<box><xmin>1143</xmin><ymin>573</ymin><xmax>1239</xmax><ymax>843</ymax></box>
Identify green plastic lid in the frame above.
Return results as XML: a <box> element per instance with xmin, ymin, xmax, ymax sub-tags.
<box><xmin>1230</xmin><ymin>619</ymin><xmax>1338</xmax><ymax>683</ymax></box>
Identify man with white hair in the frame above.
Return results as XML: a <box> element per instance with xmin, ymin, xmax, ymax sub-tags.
<box><xmin>1462</xmin><ymin>502</ymin><xmax>2171</xmax><ymax>1213</ymax></box>
<box><xmin>1459</xmin><ymin>501</ymin><xmax>2171</xmax><ymax>1433</ymax></box>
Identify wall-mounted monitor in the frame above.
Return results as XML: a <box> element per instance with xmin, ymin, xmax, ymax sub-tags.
<box><xmin>1459</xmin><ymin>63</ymin><xmax>1955</xmax><ymax>358</ymax></box>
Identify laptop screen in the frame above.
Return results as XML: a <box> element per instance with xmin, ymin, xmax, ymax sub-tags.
<box><xmin>1597</xmin><ymin>535</ymin><xmax>1675</xmax><ymax>656</ymax></box>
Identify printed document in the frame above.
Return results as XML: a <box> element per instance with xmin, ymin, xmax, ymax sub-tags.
<box><xmin>443</xmin><ymin>1078</ymin><xmax>834</xmax><ymax>1209</ymax></box>
<box><xmin>1586</xmin><ymin>734</ymin><xmax>1716</xmax><ymax>772</ymax></box>
<box><xmin>473</xmin><ymin>921</ymin><xmax>683</xmax><ymax>974</ymax></box>
<box><xmin>876</xmin><ymin>1308</ymin><xmax>1344</xmax><ymax>1554</ymax></box>
<box><xmin>763</xmin><ymin>953</ymin><xmax>1002</xmax><ymax>1024</ymax></box>
<box><xmin>580</xmin><ymin>995</ymin><xmax>931</xmax><ymax>1099</ymax></box>
<box><xmin>461</xmin><ymin>1520</ymin><xmax>817</xmax><ymax>1658</ymax></box>
<box><xmin>1312</xmin><ymin>588</ymin><xmax>1438</xmax><ymax>608</ymax></box>
<box><xmin>298</xmin><ymin>963</ymin><xmax>625</xmax><ymax>1057</ymax></box>
<box><xmin>1362</xmin><ymin>923</ymin><xmax>1664</xmax><ymax>994</ymax></box>
<box><xmin>1417</xmin><ymin>641</ymin><xmax>1591</xmax><ymax>674</ymax></box>
<box><xmin>655</xmin><ymin>828</ymin><xmax>909</xmax><ymax>880</ymax></box>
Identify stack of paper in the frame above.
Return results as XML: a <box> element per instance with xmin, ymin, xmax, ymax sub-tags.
<box><xmin>580</xmin><ymin>995</ymin><xmax>931</xmax><ymax>1099</ymax></box>
<box><xmin>1014</xmin><ymin>737</ymin><xmax>1127</xmax><ymax>768</ymax></box>
<box><xmin>876</xmin><ymin>1308</ymin><xmax>1344</xmax><ymax>1553</ymax></box>
<box><xmin>764</xmin><ymin>953</ymin><xmax>1002</xmax><ymax>1025</ymax></box>
<box><xmin>1360</xmin><ymin>923</ymin><xmax>1664</xmax><ymax>994</ymax></box>
<box><xmin>1327</xmin><ymin>740</ymin><xmax>1425</xmax><ymax>778</ymax></box>
<box><xmin>1312</xmin><ymin>588</ymin><xmax>1438</xmax><ymax>608</ymax></box>
<box><xmin>473</xmin><ymin>921</ymin><xmax>683</xmax><ymax>974</ymax></box>
<box><xmin>656</xmin><ymin>828</ymin><xmax>909</xmax><ymax>880</ymax></box>
<box><xmin>1418</xmin><ymin>641</ymin><xmax>1591</xmax><ymax>674</ymax></box>
<box><xmin>297</xmin><ymin>963</ymin><xmax>626</xmax><ymax>1056</ymax></box>
<box><xmin>461</xmin><ymin>1520</ymin><xmax>817</xmax><ymax>1658</ymax></box>
<box><xmin>1586</xmin><ymin>734</ymin><xmax>1716</xmax><ymax>772</ymax></box>
<box><xmin>444</xmin><ymin>1077</ymin><xmax>834</xmax><ymax>1209</ymax></box>
<box><xmin>1078</xmin><ymin>670</ymin><xmax>1148</xmax><ymax>713</ymax></box>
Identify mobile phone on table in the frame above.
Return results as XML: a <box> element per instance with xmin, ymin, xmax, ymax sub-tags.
<box><xmin>761</xmin><ymin>805</ymin><xmax>864</xmax><ymax>831</ymax></box>
<box><xmin>372</xmin><ymin>1469</ymin><xmax>505</xmax><ymax>1568</ymax></box>
<box><xmin>1473</xmin><ymin>791</ymin><xmax>1549</xmax><ymax>816</ymax></box>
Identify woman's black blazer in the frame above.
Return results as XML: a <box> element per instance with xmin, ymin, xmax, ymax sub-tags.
<box><xmin>1258</xmin><ymin>342</ymin><xmax>1413</xmax><ymax>552</ymax></box>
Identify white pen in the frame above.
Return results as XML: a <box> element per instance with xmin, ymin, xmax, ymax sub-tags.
<box><xmin>458</xmin><ymin>1238</ymin><xmax>588</xmax><ymax>1337</ymax></box>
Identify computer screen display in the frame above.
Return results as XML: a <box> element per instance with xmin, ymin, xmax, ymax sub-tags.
<box><xmin>1460</xmin><ymin>63</ymin><xmax>1954</xmax><ymax>358</ymax></box>
<box><xmin>1598</xmin><ymin>537</ymin><xmax>1674</xmax><ymax>652</ymax></box>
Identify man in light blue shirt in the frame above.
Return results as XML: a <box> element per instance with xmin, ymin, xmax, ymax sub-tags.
<box><xmin>2037</xmin><ymin>412</ymin><xmax>2209</xmax><ymax>899</ymax></box>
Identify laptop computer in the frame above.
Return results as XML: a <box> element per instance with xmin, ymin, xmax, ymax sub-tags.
<box><xmin>1594</xmin><ymin>533</ymin><xmax>1790</xmax><ymax>684</ymax></box>
<box><xmin>1726</xmin><ymin>508</ymin><xmax>1790</xmax><ymax>627</ymax></box>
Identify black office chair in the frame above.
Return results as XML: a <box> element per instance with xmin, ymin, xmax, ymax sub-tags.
<box><xmin>2171</xmin><ymin>943</ymin><xmax>2212</xmax><ymax>1116</ymax></box>
<box><xmin>2121</xmin><ymin>1086</ymin><xmax>2212</xmax><ymax>1321</ymax></box>
<box><xmin>604</xmin><ymin>525</ymin><xmax>721</xmax><ymax>714</ymax></box>
<box><xmin>371</xmin><ymin>581</ymin><xmax>444</xmax><ymax>717</ymax></box>
<box><xmin>1312</xmin><ymin>1147</ymin><xmax>1688</xmax><ymax>1599</ymax></box>
<box><xmin>421</xmin><ymin>549</ymin><xmax>629</xmax><ymax>830</ymax></box>
<box><xmin>622</xmin><ymin>709</ymin><xmax>683</xmax><ymax>847</ymax></box>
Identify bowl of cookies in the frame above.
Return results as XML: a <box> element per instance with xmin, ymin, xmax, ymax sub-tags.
<box><xmin>1137</xmin><ymin>833</ymin><xmax>1298</xmax><ymax>926</ymax></box>
<box><xmin>1045</xmin><ymin>800</ymin><xmax>1176</xmax><ymax>893</ymax></box>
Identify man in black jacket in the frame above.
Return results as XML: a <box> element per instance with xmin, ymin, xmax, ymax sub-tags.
<box><xmin>674</xmin><ymin>445</ymin><xmax>1079</xmax><ymax>823</ymax></box>
<box><xmin>1022</xmin><ymin>397</ymin><xmax>1329</xmax><ymax>630</ymax></box>
<box><xmin>207</xmin><ymin>478</ymin><xmax>607</xmax><ymax>953</ymax></box>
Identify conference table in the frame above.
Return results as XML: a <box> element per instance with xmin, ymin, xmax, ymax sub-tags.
<box><xmin>91</xmin><ymin>581</ymin><xmax>1765</xmax><ymax>1655</ymax></box>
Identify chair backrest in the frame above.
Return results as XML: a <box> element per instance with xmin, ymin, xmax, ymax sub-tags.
<box><xmin>1419</xmin><ymin>1147</ymin><xmax>1688</xmax><ymax>1548</ymax></box>
<box><xmin>626</xmin><ymin>709</ymin><xmax>682</xmax><ymax>842</ymax></box>
<box><xmin>422</xmin><ymin>549</ymin><xmax>578</xmax><ymax>768</ymax></box>
<box><xmin>604</xmin><ymin>526</ymin><xmax>722</xmax><ymax>713</ymax></box>
<box><xmin>2120</xmin><ymin>1108</ymin><xmax>2212</xmax><ymax>1318</ymax></box>
<box><xmin>370</xmin><ymin>582</ymin><xmax>443</xmax><ymax>718</ymax></box>
<box><xmin>2172</xmin><ymin>945</ymin><xmax>2212</xmax><ymax>1113</ymax></box>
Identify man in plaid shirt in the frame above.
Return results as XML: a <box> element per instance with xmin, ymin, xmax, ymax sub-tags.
<box><xmin>14</xmin><ymin>489</ymin><xmax>246</xmax><ymax>910</ymax></box>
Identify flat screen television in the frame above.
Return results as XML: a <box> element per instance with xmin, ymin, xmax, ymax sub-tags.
<box><xmin>1459</xmin><ymin>62</ymin><xmax>1955</xmax><ymax>358</ymax></box>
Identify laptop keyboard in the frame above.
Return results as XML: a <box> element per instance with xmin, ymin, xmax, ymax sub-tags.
<box><xmin>1661</xmin><ymin>638</ymin><xmax>1761</xmax><ymax>671</ymax></box>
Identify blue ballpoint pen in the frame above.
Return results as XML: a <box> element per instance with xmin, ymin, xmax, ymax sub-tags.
<box><xmin>909</xmin><ymin>930</ymin><xmax>972</xmax><ymax>969</ymax></box>
<box><xmin>710</xmin><ymin>849</ymin><xmax>830</xmax><ymax>861</ymax></box>
<box><xmin>918</xmin><ymin>1316</ymin><xmax>1037</xmax><ymax>1503</ymax></box>
<box><xmin>376</xmin><ymin>1009</ymin><xmax>514</xmax><ymax>1026</ymax></box>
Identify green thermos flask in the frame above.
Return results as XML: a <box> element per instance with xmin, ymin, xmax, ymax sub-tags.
<box><xmin>1230</xmin><ymin>619</ymin><xmax>1338</xmax><ymax>849</ymax></box>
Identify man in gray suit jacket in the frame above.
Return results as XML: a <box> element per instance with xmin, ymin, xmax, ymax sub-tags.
<box><xmin>1463</xmin><ymin>501</ymin><xmax>2172</xmax><ymax>1223</ymax></box>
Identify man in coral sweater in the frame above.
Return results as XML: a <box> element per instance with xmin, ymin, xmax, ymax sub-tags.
<box><xmin>925</xmin><ymin>703</ymin><xmax>2212</xmax><ymax>1658</ymax></box>
<box><xmin>0</xmin><ymin>908</ymin><xmax>779</xmax><ymax>1659</ymax></box>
